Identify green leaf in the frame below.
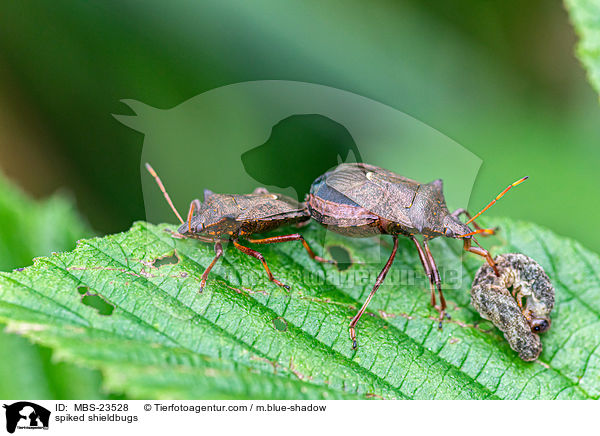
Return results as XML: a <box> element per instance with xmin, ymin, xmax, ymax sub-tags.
<box><xmin>0</xmin><ymin>217</ymin><xmax>598</xmax><ymax>399</ymax></box>
<box><xmin>0</xmin><ymin>175</ymin><xmax>91</xmax><ymax>272</ymax></box>
<box><xmin>0</xmin><ymin>173</ymin><xmax>105</xmax><ymax>399</ymax></box>
<box><xmin>566</xmin><ymin>0</ymin><xmax>600</xmax><ymax>97</ymax></box>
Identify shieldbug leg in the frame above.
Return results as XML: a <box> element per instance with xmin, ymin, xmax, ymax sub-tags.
<box><xmin>199</xmin><ymin>241</ymin><xmax>223</xmax><ymax>292</ymax></box>
<box><xmin>464</xmin><ymin>238</ymin><xmax>500</xmax><ymax>276</ymax></box>
<box><xmin>246</xmin><ymin>234</ymin><xmax>335</xmax><ymax>264</ymax></box>
<box><xmin>451</xmin><ymin>208</ymin><xmax>497</xmax><ymax>236</ymax></box>
<box><xmin>423</xmin><ymin>239</ymin><xmax>448</xmax><ymax>327</ymax></box>
<box><xmin>349</xmin><ymin>235</ymin><xmax>398</xmax><ymax>349</ymax></box>
<box><xmin>186</xmin><ymin>199</ymin><xmax>202</xmax><ymax>233</ymax></box>
<box><xmin>232</xmin><ymin>239</ymin><xmax>290</xmax><ymax>290</ymax></box>
<box><xmin>413</xmin><ymin>237</ymin><xmax>447</xmax><ymax>327</ymax></box>
<box><xmin>411</xmin><ymin>237</ymin><xmax>437</xmax><ymax>308</ymax></box>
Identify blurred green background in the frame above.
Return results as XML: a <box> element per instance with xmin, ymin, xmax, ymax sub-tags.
<box><xmin>0</xmin><ymin>0</ymin><xmax>598</xmax><ymax>398</ymax></box>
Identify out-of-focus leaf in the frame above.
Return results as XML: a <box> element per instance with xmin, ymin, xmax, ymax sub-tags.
<box><xmin>0</xmin><ymin>173</ymin><xmax>105</xmax><ymax>399</ymax></box>
<box><xmin>566</xmin><ymin>0</ymin><xmax>600</xmax><ymax>97</ymax></box>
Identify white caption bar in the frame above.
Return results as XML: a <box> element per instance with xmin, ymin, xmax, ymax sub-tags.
<box><xmin>0</xmin><ymin>400</ymin><xmax>591</xmax><ymax>436</ymax></box>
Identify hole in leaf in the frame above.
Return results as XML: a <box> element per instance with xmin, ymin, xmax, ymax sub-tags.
<box><xmin>272</xmin><ymin>317</ymin><xmax>288</xmax><ymax>332</ymax></box>
<box><xmin>77</xmin><ymin>286</ymin><xmax>114</xmax><ymax>316</ymax></box>
<box><xmin>328</xmin><ymin>245</ymin><xmax>352</xmax><ymax>271</ymax></box>
<box><xmin>152</xmin><ymin>250</ymin><xmax>180</xmax><ymax>268</ymax></box>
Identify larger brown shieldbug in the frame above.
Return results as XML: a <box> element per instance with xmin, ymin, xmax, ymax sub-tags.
<box><xmin>145</xmin><ymin>163</ymin><xmax>332</xmax><ymax>291</ymax></box>
<box><xmin>307</xmin><ymin>163</ymin><xmax>527</xmax><ymax>348</ymax></box>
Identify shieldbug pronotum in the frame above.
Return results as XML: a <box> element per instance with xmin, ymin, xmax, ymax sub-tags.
<box><xmin>145</xmin><ymin>163</ymin><xmax>333</xmax><ymax>291</ymax></box>
<box><xmin>471</xmin><ymin>253</ymin><xmax>555</xmax><ymax>361</ymax></box>
<box><xmin>307</xmin><ymin>163</ymin><xmax>527</xmax><ymax>348</ymax></box>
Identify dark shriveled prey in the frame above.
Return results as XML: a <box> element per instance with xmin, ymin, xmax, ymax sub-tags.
<box><xmin>471</xmin><ymin>253</ymin><xmax>555</xmax><ymax>361</ymax></box>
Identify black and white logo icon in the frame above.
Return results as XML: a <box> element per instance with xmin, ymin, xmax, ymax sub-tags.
<box><xmin>2</xmin><ymin>402</ymin><xmax>50</xmax><ymax>434</ymax></box>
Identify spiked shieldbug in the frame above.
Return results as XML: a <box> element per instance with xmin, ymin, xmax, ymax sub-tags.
<box><xmin>145</xmin><ymin>163</ymin><xmax>332</xmax><ymax>290</ymax></box>
<box><xmin>307</xmin><ymin>162</ymin><xmax>527</xmax><ymax>348</ymax></box>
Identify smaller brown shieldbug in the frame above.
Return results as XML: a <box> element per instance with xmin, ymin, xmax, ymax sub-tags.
<box><xmin>471</xmin><ymin>253</ymin><xmax>555</xmax><ymax>361</ymax></box>
<box><xmin>307</xmin><ymin>163</ymin><xmax>528</xmax><ymax>348</ymax></box>
<box><xmin>145</xmin><ymin>163</ymin><xmax>333</xmax><ymax>291</ymax></box>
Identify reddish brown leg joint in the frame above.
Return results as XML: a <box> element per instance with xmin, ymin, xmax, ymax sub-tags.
<box><xmin>246</xmin><ymin>234</ymin><xmax>335</xmax><ymax>264</ymax></box>
<box><xmin>463</xmin><ymin>238</ymin><xmax>500</xmax><ymax>276</ymax></box>
<box><xmin>200</xmin><ymin>241</ymin><xmax>223</xmax><ymax>291</ymax></box>
<box><xmin>232</xmin><ymin>239</ymin><xmax>290</xmax><ymax>290</ymax></box>
<box><xmin>412</xmin><ymin>237</ymin><xmax>436</xmax><ymax>307</ymax></box>
<box><xmin>423</xmin><ymin>239</ymin><xmax>448</xmax><ymax>327</ymax></box>
<box><xmin>413</xmin><ymin>237</ymin><xmax>448</xmax><ymax>328</ymax></box>
<box><xmin>349</xmin><ymin>235</ymin><xmax>399</xmax><ymax>349</ymax></box>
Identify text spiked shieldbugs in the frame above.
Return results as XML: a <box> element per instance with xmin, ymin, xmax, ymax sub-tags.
<box><xmin>307</xmin><ymin>163</ymin><xmax>527</xmax><ymax>348</ymax></box>
<box><xmin>145</xmin><ymin>163</ymin><xmax>333</xmax><ymax>290</ymax></box>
